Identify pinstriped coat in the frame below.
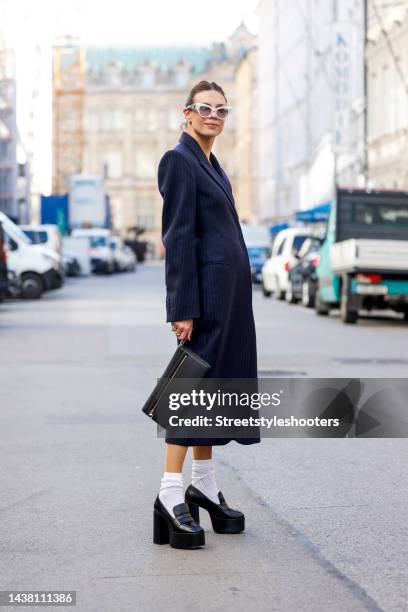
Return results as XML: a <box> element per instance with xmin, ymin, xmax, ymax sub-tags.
<box><xmin>158</xmin><ymin>130</ymin><xmax>260</xmax><ymax>446</ymax></box>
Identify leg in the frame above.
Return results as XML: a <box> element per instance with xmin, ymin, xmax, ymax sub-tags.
<box><xmin>158</xmin><ymin>443</ymin><xmax>188</xmax><ymax>518</ymax></box>
<box><xmin>154</xmin><ymin>443</ymin><xmax>205</xmax><ymax>548</ymax></box>
<box><xmin>165</xmin><ymin>442</ymin><xmax>189</xmax><ymax>472</ymax></box>
<box><xmin>186</xmin><ymin>446</ymin><xmax>245</xmax><ymax>534</ymax></box>
<box><xmin>192</xmin><ymin>446</ymin><xmax>212</xmax><ymax>460</ymax></box>
<box><xmin>190</xmin><ymin>446</ymin><xmax>219</xmax><ymax>504</ymax></box>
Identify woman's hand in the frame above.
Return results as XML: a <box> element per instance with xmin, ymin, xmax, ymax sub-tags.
<box><xmin>171</xmin><ymin>320</ymin><xmax>193</xmax><ymax>341</ymax></box>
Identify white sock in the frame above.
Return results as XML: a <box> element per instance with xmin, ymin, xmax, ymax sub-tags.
<box><xmin>191</xmin><ymin>459</ymin><xmax>220</xmax><ymax>504</ymax></box>
<box><xmin>158</xmin><ymin>472</ymin><xmax>184</xmax><ymax>518</ymax></box>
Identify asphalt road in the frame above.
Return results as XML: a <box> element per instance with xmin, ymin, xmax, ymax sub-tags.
<box><xmin>0</xmin><ymin>262</ymin><xmax>407</xmax><ymax>612</ymax></box>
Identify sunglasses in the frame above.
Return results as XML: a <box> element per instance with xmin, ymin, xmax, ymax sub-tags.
<box><xmin>186</xmin><ymin>102</ymin><xmax>231</xmax><ymax>120</ymax></box>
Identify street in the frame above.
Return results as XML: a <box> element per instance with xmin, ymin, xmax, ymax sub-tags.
<box><xmin>1</xmin><ymin>263</ymin><xmax>407</xmax><ymax>612</ymax></box>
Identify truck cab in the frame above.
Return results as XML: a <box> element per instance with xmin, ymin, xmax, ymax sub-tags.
<box><xmin>315</xmin><ymin>187</ymin><xmax>408</xmax><ymax>323</ymax></box>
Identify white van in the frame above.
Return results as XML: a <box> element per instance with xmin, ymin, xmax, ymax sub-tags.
<box><xmin>19</xmin><ymin>224</ymin><xmax>62</xmax><ymax>254</ymax></box>
<box><xmin>261</xmin><ymin>227</ymin><xmax>312</xmax><ymax>299</ymax></box>
<box><xmin>0</xmin><ymin>212</ymin><xmax>64</xmax><ymax>299</ymax></box>
<box><xmin>71</xmin><ymin>228</ymin><xmax>114</xmax><ymax>274</ymax></box>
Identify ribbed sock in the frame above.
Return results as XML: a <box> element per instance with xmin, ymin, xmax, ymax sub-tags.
<box><xmin>158</xmin><ymin>471</ymin><xmax>184</xmax><ymax>518</ymax></box>
<box><xmin>191</xmin><ymin>459</ymin><xmax>220</xmax><ymax>504</ymax></box>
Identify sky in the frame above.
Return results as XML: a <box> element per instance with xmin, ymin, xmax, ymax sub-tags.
<box><xmin>2</xmin><ymin>0</ymin><xmax>260</xmax><ymax>47</ymax></box>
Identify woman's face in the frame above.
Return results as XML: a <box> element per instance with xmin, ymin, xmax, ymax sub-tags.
<box><xmin>184</xmin><ymin>89</ymin><xmax>227</xmax><ymax>139</ymax></box>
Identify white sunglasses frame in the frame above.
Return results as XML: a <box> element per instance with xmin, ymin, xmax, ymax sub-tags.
<box><xmin>185</xmin><ymin>102</ymin><xmax>232</xmax><ymax>120</ymax></box>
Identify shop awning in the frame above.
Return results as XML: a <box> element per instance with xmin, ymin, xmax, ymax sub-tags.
<box><xmin>295</xmin><ymin>202</ymin><xmax>331</xmax><ymax>222</ymax></box>
<box><xmin>269</xmin><ymin>222</ymin><xmax>290</xmax><ymax>235</ymax></box>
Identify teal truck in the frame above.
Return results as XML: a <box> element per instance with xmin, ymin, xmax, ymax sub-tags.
<box><xmin>315</xmin><ymin>187</ymin><xmax>408</xmax><ymax>324</ymax></box>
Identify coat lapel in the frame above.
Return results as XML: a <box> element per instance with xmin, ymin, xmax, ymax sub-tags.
<box><xmin>178</xmin><ymin>131</ymin><xmax>238</xmax><ymax>218</ymax></box>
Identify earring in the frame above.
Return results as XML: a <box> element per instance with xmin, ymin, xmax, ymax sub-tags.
<box><xmin>189</xmin><ymin>120</ymin><xmax>192</xmax><ymax>124</ymax></box>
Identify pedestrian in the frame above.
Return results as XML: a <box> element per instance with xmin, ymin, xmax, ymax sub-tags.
<box><xmin>154</xmin><ymin>80</ymin><xmax>260</xmax><ymax>549</ymax></box>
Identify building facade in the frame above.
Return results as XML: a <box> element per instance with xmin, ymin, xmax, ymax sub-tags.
<box><xmin>0</xmin><ymin>47</ymin><xmax>18</xmax><ymax>220</ymax></box>
<box><xmin>53</xmin><ymin>27</ymin><xmax>255</xmax><ymax>251</ymax></box>
<box><xmin>233</xmin><ymin>41</ymin><xmax>259</xmax><ymax>222</ymax></box>
<box><xmin>366</xmin><ymin>0</ymin><xmax>408</xmax><ymax>188</ymax></box>
<box><xmin>256</xmin><ymin>0</ymin><xmax>365</xmax><ymax>224</ymax></box>
<box><xmin>81</xmin><ymin>47</ymin><xmax>212</xmax><ymax>249</ymax></box>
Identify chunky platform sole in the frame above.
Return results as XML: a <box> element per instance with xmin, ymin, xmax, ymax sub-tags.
<box><xmin>153</xmin><ymin>510</ymin><xmax>205</xmax><ymax>548</ymax></box>
<box><xmin>188</xmin><ymin>502</ymin><xmax>245</xmax><ymax>534</ymax></box>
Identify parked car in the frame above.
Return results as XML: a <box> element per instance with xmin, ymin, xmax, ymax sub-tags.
<box><xmin>71</xmin><ymin>228</ymin><xmax>114</xmax><ymax>274</ymax></box>
<box><xmin>316</xmin><ymin>187</ymin><xmax>408</xmax><ymax>323</ymax></box>
<box><xmin>110</xmin><ymin>236</ymin><xmax>136</xmax><ymax>272</ymax></box>
<box><xmin>286</xmin><ymin>236</ymin><xmax>324</xmax><ymax>306</ymax></box>
<box><xmin>0</xmin><ymin>212</ymin><xmax>64</xmax><ymax>299</ymax></box>
<box><xmin>20</xmin><ymin>224</ymin><xmax>62</xmax><ymax>254</ymax></box>
<box><xmin>261</xmin><ymin>227</ymin><xmax>312</xmax><ymax>299</ymax></box>
<box><xmin>122</xmin><ymin>245</ymin><xmax>137</xmax><ymax>272</ymax></box>
<box><xmin>248</xmin><ymin>245</ymin><xmax>272</xmax><ymax>283</ymax></box>
<box><xmin>0</xmin><ymin>220</ymin><xmax>8</xmax><ymax>301</ymax></box>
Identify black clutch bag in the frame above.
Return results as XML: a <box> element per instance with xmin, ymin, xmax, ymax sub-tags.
<box><xmin>142</xmin><ymin>339</ymin><xmax>211</xmax><ymax>425</ymax></box>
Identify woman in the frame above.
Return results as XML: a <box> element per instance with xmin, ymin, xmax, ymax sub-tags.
<box><xmin>153</xmin><ymin>80</ymin><xmax>260</xmax><ymax>549</ymax></box>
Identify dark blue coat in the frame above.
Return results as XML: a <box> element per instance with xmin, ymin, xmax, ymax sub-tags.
<box><xmin>158</xmin><ymin>131</ymin><xmax>260</xmax><ymax>446</ymax></box>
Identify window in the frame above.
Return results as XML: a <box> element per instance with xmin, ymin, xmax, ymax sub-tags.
<box><xmin>85</xmin><ymin>112</ymin><xmax>98</xmax><ymax>132</ymax></box>
<box><xmin>22</xmin><ymin>229</ymin><xmax>35</xmax><ymax>242</ymax></box>
<box><xmin>145</xmin><ymin>108</ymin><xmax>158</xmax><ymax>131</ymax></box>
<box><xmin>337</xmin><ymin>197</ymin><xmax>408</xmax><ymax>240</ymax></box>
<box><xmin>136</xmin><ymin>200</ymin><xmax>155</xmax><ymax>230</ymax></box>
<box><xmin>142</xmin><ymin>72</ymin><xmax>155</xmax><ymax>88</ymax></box>
<box><xmin>134</xmin><ymin>108</ymin><xmax>145</xmax><ymax>131</ymax></box>
<box><xmin>168</xmin><ymin>109</ymin><xmax>182</xmax><ymax>131</ymax></box>
<box><xmin>292</xmin><ymin>235</ymin><xmax>309</xmax><ymax>253</ymax></box>
<box><xmin>104</xmin><ymin>152</ymin><xmax>122</xmax><ymax>179</ymax></box>
<box><xmin>276</xmin><ymin>238</ymin><xmax>286</xmax><ymax>256</ymax></box>
<box><xmin>90</xmin><ymin>236</ymin><xmax>107</xmax><ymax>247</ymax></box>
<box><xmin>135</xmin><ymin>149</ymin><xmax>155</xmax><ymax>178</ymax></box>
<box><xmin>37</xmin><ymin>231</ymin><xmax>48</xmax><ymax>243</ymax></box>
<box><xmin>100</xmin><ymin>109</ymin><xmax>124</xmax><ymax>131</ymax></box>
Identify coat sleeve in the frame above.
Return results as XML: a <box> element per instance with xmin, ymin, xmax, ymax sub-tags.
<box><xmin>158</xmin><ymin>150</ymin><xmax>201</xmax><ymax>323</ymax></box>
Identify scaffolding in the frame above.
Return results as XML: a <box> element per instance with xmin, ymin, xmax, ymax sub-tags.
<box><xmin>0</xmin><ymin>47</ymin><xmax>17</xmax><ymax>218</ymax></box>
<box><xmin>52</xmin><ymin>37</ymin><xmax>85</xmax><ymax>194</ymax></box>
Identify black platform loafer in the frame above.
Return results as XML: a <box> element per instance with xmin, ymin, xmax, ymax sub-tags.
<box><xmin>153</xmin><ymin>496</ymin><xmax>205</xmax><ymax>549</ymax></box>
<box><xmin>185</xmin><ymin>485</ymin><xmax>245</xmax><ymax>534</ymax></box>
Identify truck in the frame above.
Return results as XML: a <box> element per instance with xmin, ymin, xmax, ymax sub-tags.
<box><xmin>315</xmin><ymin>187</ymin><xmax>408</xmax><ymax>324</ymax></box>
<box><xmin>69</xmin><ymin>175</ymin><xmax>110</xmax><ymax>229</ymax></box>
<box><xmin>41</xmin><ymin>182</ymin><xmax>111</xmax><ymax>234</ymax></box>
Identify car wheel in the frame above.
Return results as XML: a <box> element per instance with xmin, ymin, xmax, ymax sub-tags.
<box><xmin>302</xmin><ymin>280</ymin><xmax>314</xmax><ymax>308</ymax></box>
<box><xmin>340</xmin><ymin>277</ymin><xmax>358</xmax><ymax>324</ymax></box>
<box><xmin>285</xmin><ymin>280</ymin><xmax>297</xmax><ymax>304</ymax></box>
<box><xmin>315</xmin><ymin>284</ymin><xmax>330</xmax><ymax>315</ymax></box>
<box><xmin>21</xmin><ymin>272</ymin><xmax>44</xmax><ymax>299</ymax></box>
<box><xmin>275</xmin><ymin>277</ymin><xmax>285</xmax><ymax>300</ymax></box>
<box><xmin>262</xmin><ymin>279</ymin><xmax>272</xmax><ymax>297</ymax></box>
